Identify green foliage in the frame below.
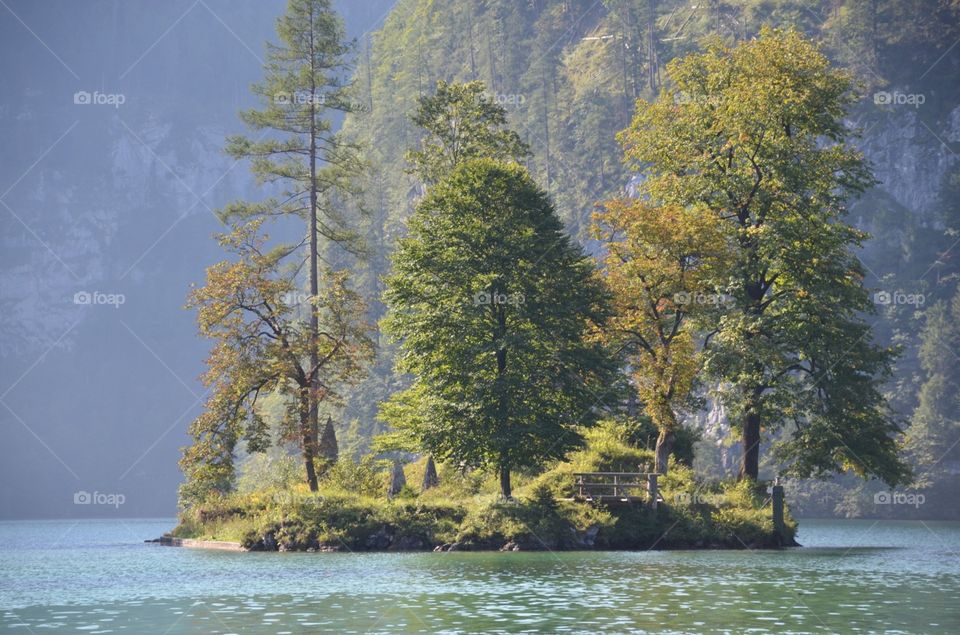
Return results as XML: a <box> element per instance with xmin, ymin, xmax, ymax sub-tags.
<box><xmin>619</xmin><ymin>27</ymin><xmax>908</xmax><ymax>485</ymax></box>
<box><xmin>406</xmin><ymin>80</ymin><xmax>531</xmax><ymax>183</ymax></box>
<box><xmin>178</xmin><ymin>222</ymin><xmax>374</xmax><ymax>506</ymax></box>
<box><xmin>320</xmin><ymin>455</ymin><xmax>389</xmax><ymax>498</ymax></box>
<box><xmin>222</xmin><ymin>0</ymin><xmax>364</xmax><ymax>248</ymax></box>
<box><xmin>236</xmin><ymin>452</ymin><xmax>302</xmax><ymax>493</ymax></box>
<box><xmin>905</xmin><ymin>292</ymin><xmax>960</xmax><ymax>488</ymax></box>
<box><xmin>380</xmin><ymin>158</ymin><xmax>618</xmax><ymax>496</ymax></box>
<box><xmin>177</xmin><ymin>426</ymin><xmax>795</xmax><ymax>550</ymax></box>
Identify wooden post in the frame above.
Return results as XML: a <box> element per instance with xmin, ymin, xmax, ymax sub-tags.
<box><xmin>647</xmin><ymin>473</ymin><xmax>658</xmax><ymax>510</ymax></box>
<box><xmin>772</xmin><ymin>483</ymin><xmax>785</xmax><ymax>544</ymax></box>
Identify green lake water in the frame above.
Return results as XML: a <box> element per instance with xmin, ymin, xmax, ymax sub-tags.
<box><xmin>1</xmin><ymin>518</ymin><xmax>958</xmax><ymax>633</ymax></box>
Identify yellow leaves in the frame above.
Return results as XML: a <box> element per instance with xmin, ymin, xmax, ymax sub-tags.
<box><xmin>595</xmin><ymin>196</ymin><xmax>734</xmax><ymax>433</ymax></box>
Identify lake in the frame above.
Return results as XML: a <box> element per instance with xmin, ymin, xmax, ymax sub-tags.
<box><xmin>1</xmin><ymin>518</ymin><xmax>958</xmax><ymax>633</ymax></box>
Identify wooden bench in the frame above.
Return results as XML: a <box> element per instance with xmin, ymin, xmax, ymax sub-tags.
<box><xmin>572</xmin><ymin>472</ymin><xmax>661</xmax><ymax>508</ymax></box>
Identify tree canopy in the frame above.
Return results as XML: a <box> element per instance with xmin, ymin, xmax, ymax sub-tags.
<box><xmin>617</xmin><ymin>27</ymin><xmax>909</xmax><ymax>485</ymax></box>
<box><xmin>380</xmin><ymin>158</ymin><xmax>617</xmax><ymax>498</ymax></box>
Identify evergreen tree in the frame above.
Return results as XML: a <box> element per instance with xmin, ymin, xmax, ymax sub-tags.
<box><xmin>220</xmin><ymin>0</ymin><xmax>365</xmax><ymax>478</ymax></box>
<box><xmin>905</xmin><ymin>292</ymin><xmax>960</xmax><ymax>488</ymax></box>
<box><xmin>318</xmin><ymin>416</ymin><xmax>340</xmax><ymax>463</ymax></box>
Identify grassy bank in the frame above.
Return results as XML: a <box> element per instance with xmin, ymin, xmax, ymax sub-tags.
<box><xmin>173</xmin><ymin>421</ymin><xmax>797</xmax><ymax>551</ymax></box>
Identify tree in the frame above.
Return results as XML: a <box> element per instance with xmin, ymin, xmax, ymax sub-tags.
<box><xmin>593</xmin><ymin>200</ymin><xmax>731</xmax><ymax>474</ymax></box>
<box><xmin>406</xmin><ymin>80</ymin><xmax>530</xmax><ymax>184</ymax></box>
<box><xmin>180</xmin><ymin>222</ymin><xmax>373</xmax><ymax>501</ymax></box>
<box><xmin>380</xmin><ymin>159</ymin><xmax>617</xmax><ymax>498</ymax></box>
<box><xmin>220</xmin><ymin>0</ymin><xmax>364</xmax><ymax>468</ymax></box>
<box><xmin>618</xmin><ymin>27</ymin><xmax>908</xmax><ymax>484</ymax></box>
<box><xmin>421</xmin><ymin>455</ymin><xmax>440</xmax><ymax>491</ymax></box>
<box><xmin>318</xmin><ymin>415</ymin><xmax>339</xmax><ymax>462</ymax></box>
<box><xmin>905</xmin><ymin>292</ymin><xmax>960</xmax><ymax>488</ymax></box>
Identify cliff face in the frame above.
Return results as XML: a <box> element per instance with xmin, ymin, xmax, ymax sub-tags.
<box><xmin>856</xmin><ymin>105</ymin><xmax>960</xmax><ymax>224</ymax></box>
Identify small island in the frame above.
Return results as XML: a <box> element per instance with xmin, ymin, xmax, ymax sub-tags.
<box><xmin>172</xmin><ymin>12</ymin><xmax>903</xmax><ymax>555</ymax></box>
<box><xmin>171</xmin><ymin>420</ymin><xmax>797</xmax><ymax>552</ymax></box>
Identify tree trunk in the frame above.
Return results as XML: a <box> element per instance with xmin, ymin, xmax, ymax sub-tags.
<box><xmin>495</xmin><ymin>305</ymin><xmax>511</xmax><ymax>501</ymax></box>
<box><xmin>307</xmin><ymin>8</ymin><xmax>320</xmax><ymax>454</ymax></box>
<box><xmin>654</xmin><ymin>428</ymin><xmax>675</xmax><ymax>475</ymax></box>
<box><xmin>739</xmin><ymin>410</ymin><xmax>760</xmax><ymax>481</ymax></box>
<box><xmin>300</xmin><ymin>388</ymin><xmax>318</xmax><ymax>491</ymax></box>
<box><xmin>499</xmin><ymin>465</ymin><xmax>512</xmax><ymax>500</ymax></box>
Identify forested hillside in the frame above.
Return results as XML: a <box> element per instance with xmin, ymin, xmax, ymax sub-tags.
<box><xmin>329</xmin><ymin>0</ymin><xmax>960</xmax><ymax>517</ymax></box>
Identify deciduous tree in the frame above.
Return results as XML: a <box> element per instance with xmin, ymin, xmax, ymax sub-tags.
<box><xmin>618</xmin><ymin>27</ymin><xmax>908</xmax><ymax>485</ymax></box>
<box><xmin>406</xmin><ymin>80</ymin><xmax>530</xmax><ymax>184</ymax></box>
<box><xmin>180</xmin><ymin>222</ymin><xmax>372</xmax><ymax>502</ymax></box>
<box><xmin>593</xmin><ymin>200</ymin><xmax>731</xmax><ymax>473</ymax></box>
<box><xmin>380</xmin><ymin>159</ymin><xmax>616</xmax><ymax>498</ymax></box>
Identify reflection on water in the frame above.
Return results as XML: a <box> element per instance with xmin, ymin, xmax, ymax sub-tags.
<box><xmin>1</xmin><ymin>519</ymin><xmax>958</xmax><ymax>633</ymax></box>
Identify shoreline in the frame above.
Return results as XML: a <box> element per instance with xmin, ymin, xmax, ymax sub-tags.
<box><xmin>147</xmin><ymin>536</ymin><xmax>247</xmax><ymax>551</ymax></box>
<box><xmin>147</xmin><ymin>536</ymin><xmax>799</xmax><ymax>552</ymax></box>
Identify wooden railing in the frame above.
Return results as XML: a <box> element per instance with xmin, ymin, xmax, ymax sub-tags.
<box><xmin>572</xmin><ymin>472</ymin><xmax>660</xmax><ymax>508</ymax></box>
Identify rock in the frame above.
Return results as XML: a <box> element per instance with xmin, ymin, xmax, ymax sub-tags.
<box><xmin>366</xmin><ymin>527</ymin><xmax>393</xmax><ymax>550</ymax></box>
<box><xmin>263</xmin><ymin>532</ymin><xmax>277</xmax><ymax>551</ymax></box>
<box><xmin>318</xmin><ymin>544</ymin><xmax>342</xmax><ymax>553</ymax></box>
<box><xmin>584</xmin><ymin>524</ymin><xmax>601</xmax><ymax>546</ymax></box>
<box><xmin>391</xmin><ymin>535</ymin><xmax>425</xmax><ymax>551</ymax></box>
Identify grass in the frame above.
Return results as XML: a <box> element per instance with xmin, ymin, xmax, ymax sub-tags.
<box><xmin>173</xmin><ymin>420</ymin><xmax>797</xmax><ymax>551</ymax></box>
